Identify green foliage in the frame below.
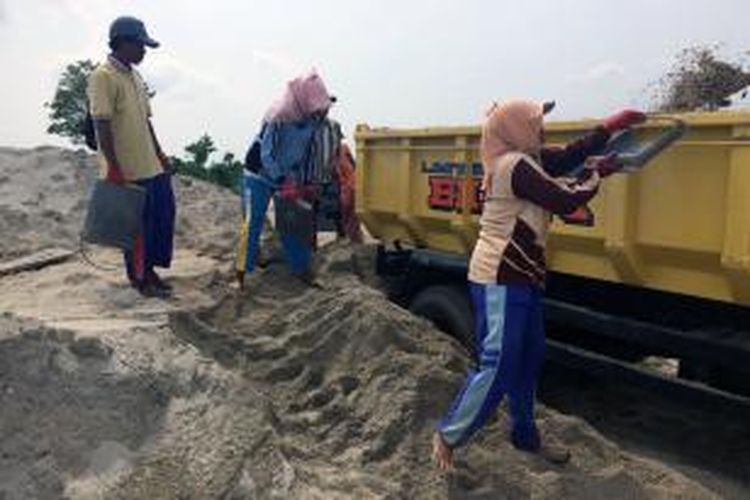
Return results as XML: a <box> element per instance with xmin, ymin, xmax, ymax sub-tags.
<box><xmin>183</xmin><ymin>134</ymin><xmax>217</xmax><ymax>169</ymax></box>
<box><xmin>175</xmin><ymin>134</ymin><xmax>243</xmax><ymax>194</ymax></box>
<box><xmin>47</xmin><ymin>59</ymin><xmax>157</xmax><ymax>145</ymax></box>
<box><xmin>45</xmin><ymin>60</ymin><xmax>97</xmax><ymax>145</ymax></box>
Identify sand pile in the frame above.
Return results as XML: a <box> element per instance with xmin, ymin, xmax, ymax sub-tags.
<box><xmin>0</xmin><ymin>249</ymin><xmax>718</xmax><ymax>499</ymax></box>
<box><xmin>0</xmin><ymin>147</ymin><xmax>92</xmax><ymax>260</ymax></box>
<box><xmin>0</xmin><ymin>312</ymin><xmax>265</xmax><ymax>499</ymax></box>
<box><xmin>0</xmin><ymin>147</ymin><xmax>722</xmax><ymax>499</ymax></box>
<box><xmin>0</xmin><ymin>146</ymin><xmax>241</xmax><ymax>260</ymax></box>
<box><xmin>164</xmin><ymin>246</ymin><xmax>718</xmax><ymax>499</ymax></box>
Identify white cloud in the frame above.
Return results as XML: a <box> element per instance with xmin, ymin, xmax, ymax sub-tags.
<box><xmin>57</xmin><ymin>0</ymin><xmax>102</xmax><ymax>28</ymax></box>
<box><xmin>146</xmin><ymin>55</ymin><xmax>229</xmax><ymax>97</ymax></box>
<box><xmin>3</xmin><ymin>0</ymin><xmax>750</xmax><ymax>156</ymax></box>
<box><xmin>566</xmin><ymin>62</ymin><xmax>627</xmax><ymax>83</ymax></box>
<box><xmin>250</xmin><ymin>48</ymin><xmax>302</xmax><ymax>80</ymax></box>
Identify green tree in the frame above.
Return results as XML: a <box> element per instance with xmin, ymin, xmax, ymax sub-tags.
<box><xmin>655</xmin><ymin>45</ymin><xmax>750</xmax><ymax>112</ymax></box>
<box><xmin>183</xmin><ymin>134</ymin><xmax>217</xmax><ymax>169</ymax></box>
<box><xmin>45</xmin><ymin>59</ymin><xmax>97</xmax><ymax>145</ymax></box>
<box><xmin>208</xmin><ymin>152</ymin><xmax>243</xmax><ymax>192</ymax></box>
<box><xmin>176</xmin><ymin>135</ymin><xmax>242</xmax><ymax>194</ymax></box>
<box><xmin>46</xmin><ymin>59</ymin><xmax>156</xmax><ymax>146</ymax></box>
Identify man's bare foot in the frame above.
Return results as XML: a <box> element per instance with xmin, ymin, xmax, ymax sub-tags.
<box><xmin>145</xmin><ymin>270</ymin><xmax>172</xmax><ymax>292</ymax></box>
<box><xmin>432</xmin><ymin>432</ymin><xmax>454</xmax><ymax>471</ymax></box>
<box><xmin>133</xmin><ymin>281</ymin><xmax>170</xmax><ymax>299</ymax></box>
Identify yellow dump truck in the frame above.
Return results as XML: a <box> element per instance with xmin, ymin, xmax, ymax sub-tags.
<box><xmin>355</xmin><ymin>112</ymin><xmax>750</xmax><ymax>402</ymax></box>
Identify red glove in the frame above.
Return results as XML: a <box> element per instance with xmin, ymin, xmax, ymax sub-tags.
<box><xmin>560</xmin><ymin>205</ymin><xmax>595</xmax><ymax>226</ymax></box>
<box><xmin>279</xmin><ymin>180</ymin><xmax>301</xmax><ymax>201</ymax></box>
<box><xmin>106</xmin><ymin>165</ymin><xmax>125</xmax><ymax>185</ymax></box>
<box><xmin>603</xmin><ymin>109</ymin><xmax>647</xmax><ymax>133</ymax></box>
<box><xmin>589</xmin><ymin>153</ymin><xmax>623</xmax><ymax>178</ymax></box>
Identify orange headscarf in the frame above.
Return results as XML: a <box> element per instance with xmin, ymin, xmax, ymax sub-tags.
<box><xmin>480</xmin><ymin>100</ymin><xmax>545</xmax><ymax>193</ymax></box>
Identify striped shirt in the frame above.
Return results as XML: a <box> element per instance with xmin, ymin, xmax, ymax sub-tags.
<box><xmin>468</xmin><ymin>128</ymin><xmax>610</xmax><ymax>287</ymax></box>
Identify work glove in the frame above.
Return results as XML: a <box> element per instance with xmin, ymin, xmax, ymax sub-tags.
<box><xmin>587</xmin><ymin>153</ymin><xmax>624</xmax><ymax>178</ymax></box>
<box><xmin>106</xmin><ymin>165</ymin><xmax>126</xmax><ymax>185</ymax></box>
<box><xmin>279</xmin><ymin>180</ymin><xmax>316</xmax><ymax>204</ymax></box>
<box><xmin>603</xmin><ymin>109</ymin><xmax>647</xmax><ymax>133</ymax></box>
<box><xmin>560</xmin><ymin>205</ymin><xmax>595</xmax><ymax>226</ymax></box>
<box><xmin>279</xmin><ymin>181</ymin><xmax>300</xmax><ymax>201</ymax></box>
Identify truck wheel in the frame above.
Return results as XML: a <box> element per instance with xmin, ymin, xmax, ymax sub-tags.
<box><xmin>409</xmin><ymin>285</ymin><xmax>474</xmax><ymax>353</ymax></box>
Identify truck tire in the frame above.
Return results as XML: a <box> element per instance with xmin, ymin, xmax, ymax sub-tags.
<box><xmin>409</xmin><ymin>285</ymin><xmax>474</xmax><ymax>353</ymax></box>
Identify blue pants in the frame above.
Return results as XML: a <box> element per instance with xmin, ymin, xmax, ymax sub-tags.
<box><xmin>236</xmin><ymin>172</ymin><xmax>313</xmax><ymax>276</ymax></box>
<box><xmin>124</xmin><ymin>173</ymin><xmax>175</xmax><ymax>283</ymax></box>
<box><xmin>237</xmin><ymin>172</ymin><xmax>274</xmax><ymax>274</ymax></box>
<box><xmin>438</xmin><ymin>283</ymin><xmax>546</xmax><ymax>450</ymax></box>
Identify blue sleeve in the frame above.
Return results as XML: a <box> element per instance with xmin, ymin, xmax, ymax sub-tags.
<box><xmin>260</xmin><ymin>123</ymin><xmax>281</xmax><ymax>181</ymax></box>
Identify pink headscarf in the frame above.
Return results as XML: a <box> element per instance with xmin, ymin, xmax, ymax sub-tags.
<box><xmin>480</xmin><ymin>100</ymin><xmax>544</xmax><ymax>192</ymax></box>
<box><xmin>264</xmin><ymin>70</ymin><xmax>334</xmax><ymax>123</ymax></box>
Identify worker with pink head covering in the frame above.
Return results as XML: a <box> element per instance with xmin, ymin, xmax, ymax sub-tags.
<box><xmin>236</xmin><ymin>70</ymin><xmax>341</xmax><ymax>289</ymax></box>
<box><xmin>433</xmin><ymin>100</ymin><xmax>646</xmax><ymax>469</ymax></box>
<box><xmin>264</xmin><ymin>71</ymin><xmax>336</xmax><ymax>123</ymax></box>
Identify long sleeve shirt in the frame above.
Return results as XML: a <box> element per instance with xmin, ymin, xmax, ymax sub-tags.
<box><xmin>468</xmin><ymin>128</ymin><xmax>610</xmax><ymax>287</ymax></box>
<box><xmin>260</xmin><ymin>120</ymin><xmax>318</xmax><ymax>183</ymax></box>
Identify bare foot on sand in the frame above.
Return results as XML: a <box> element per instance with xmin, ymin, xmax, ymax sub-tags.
<box><xmin>432</xmin><ymin>432</ymin><xmax>454</xmax><ymax>471</ymax></box>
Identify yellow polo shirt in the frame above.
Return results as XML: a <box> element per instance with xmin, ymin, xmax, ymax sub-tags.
<box><xmin>87</xmin><ymin>56</ymin><xmax>162</xmax><ymax>181</ymax></box>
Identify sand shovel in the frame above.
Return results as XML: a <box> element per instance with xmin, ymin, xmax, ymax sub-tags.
<box><xmin>560</xmin><ymin>117</ymin><xmax>687</xmax><ymax>226</ymax></box>
<box><xmin>604</xmin><ymin>115</ymin><xmax>687</xmax><ymax>173</ymax></box>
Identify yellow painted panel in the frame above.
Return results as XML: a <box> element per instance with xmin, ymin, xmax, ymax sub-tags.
<box><xmin>356</xmin><ymin>112</ymin><xmax>750</xmax><ymax>305</ymax></box>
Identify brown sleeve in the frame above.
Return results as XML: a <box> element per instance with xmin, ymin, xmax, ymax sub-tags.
<box><xmin>511</xmin><ymin>159</ymin><xmax>599</xmax><ymax>215</ymax></box>
<box><xmin>540</xmin><ymin>126</ymin><xmax>610</xmax><ymax>177</ymax></box>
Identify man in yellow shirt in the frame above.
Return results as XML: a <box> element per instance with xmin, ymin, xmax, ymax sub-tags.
<box><xmin>87</xmin><ymin>16</ymin><xmax>175</xmax><ymax>297</ymax></box>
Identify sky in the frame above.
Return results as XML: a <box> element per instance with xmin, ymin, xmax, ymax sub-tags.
<box><xmin>0</xmin><ymin>0</ymin><xmax>748</xmax><ymax>158</ymax></box>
